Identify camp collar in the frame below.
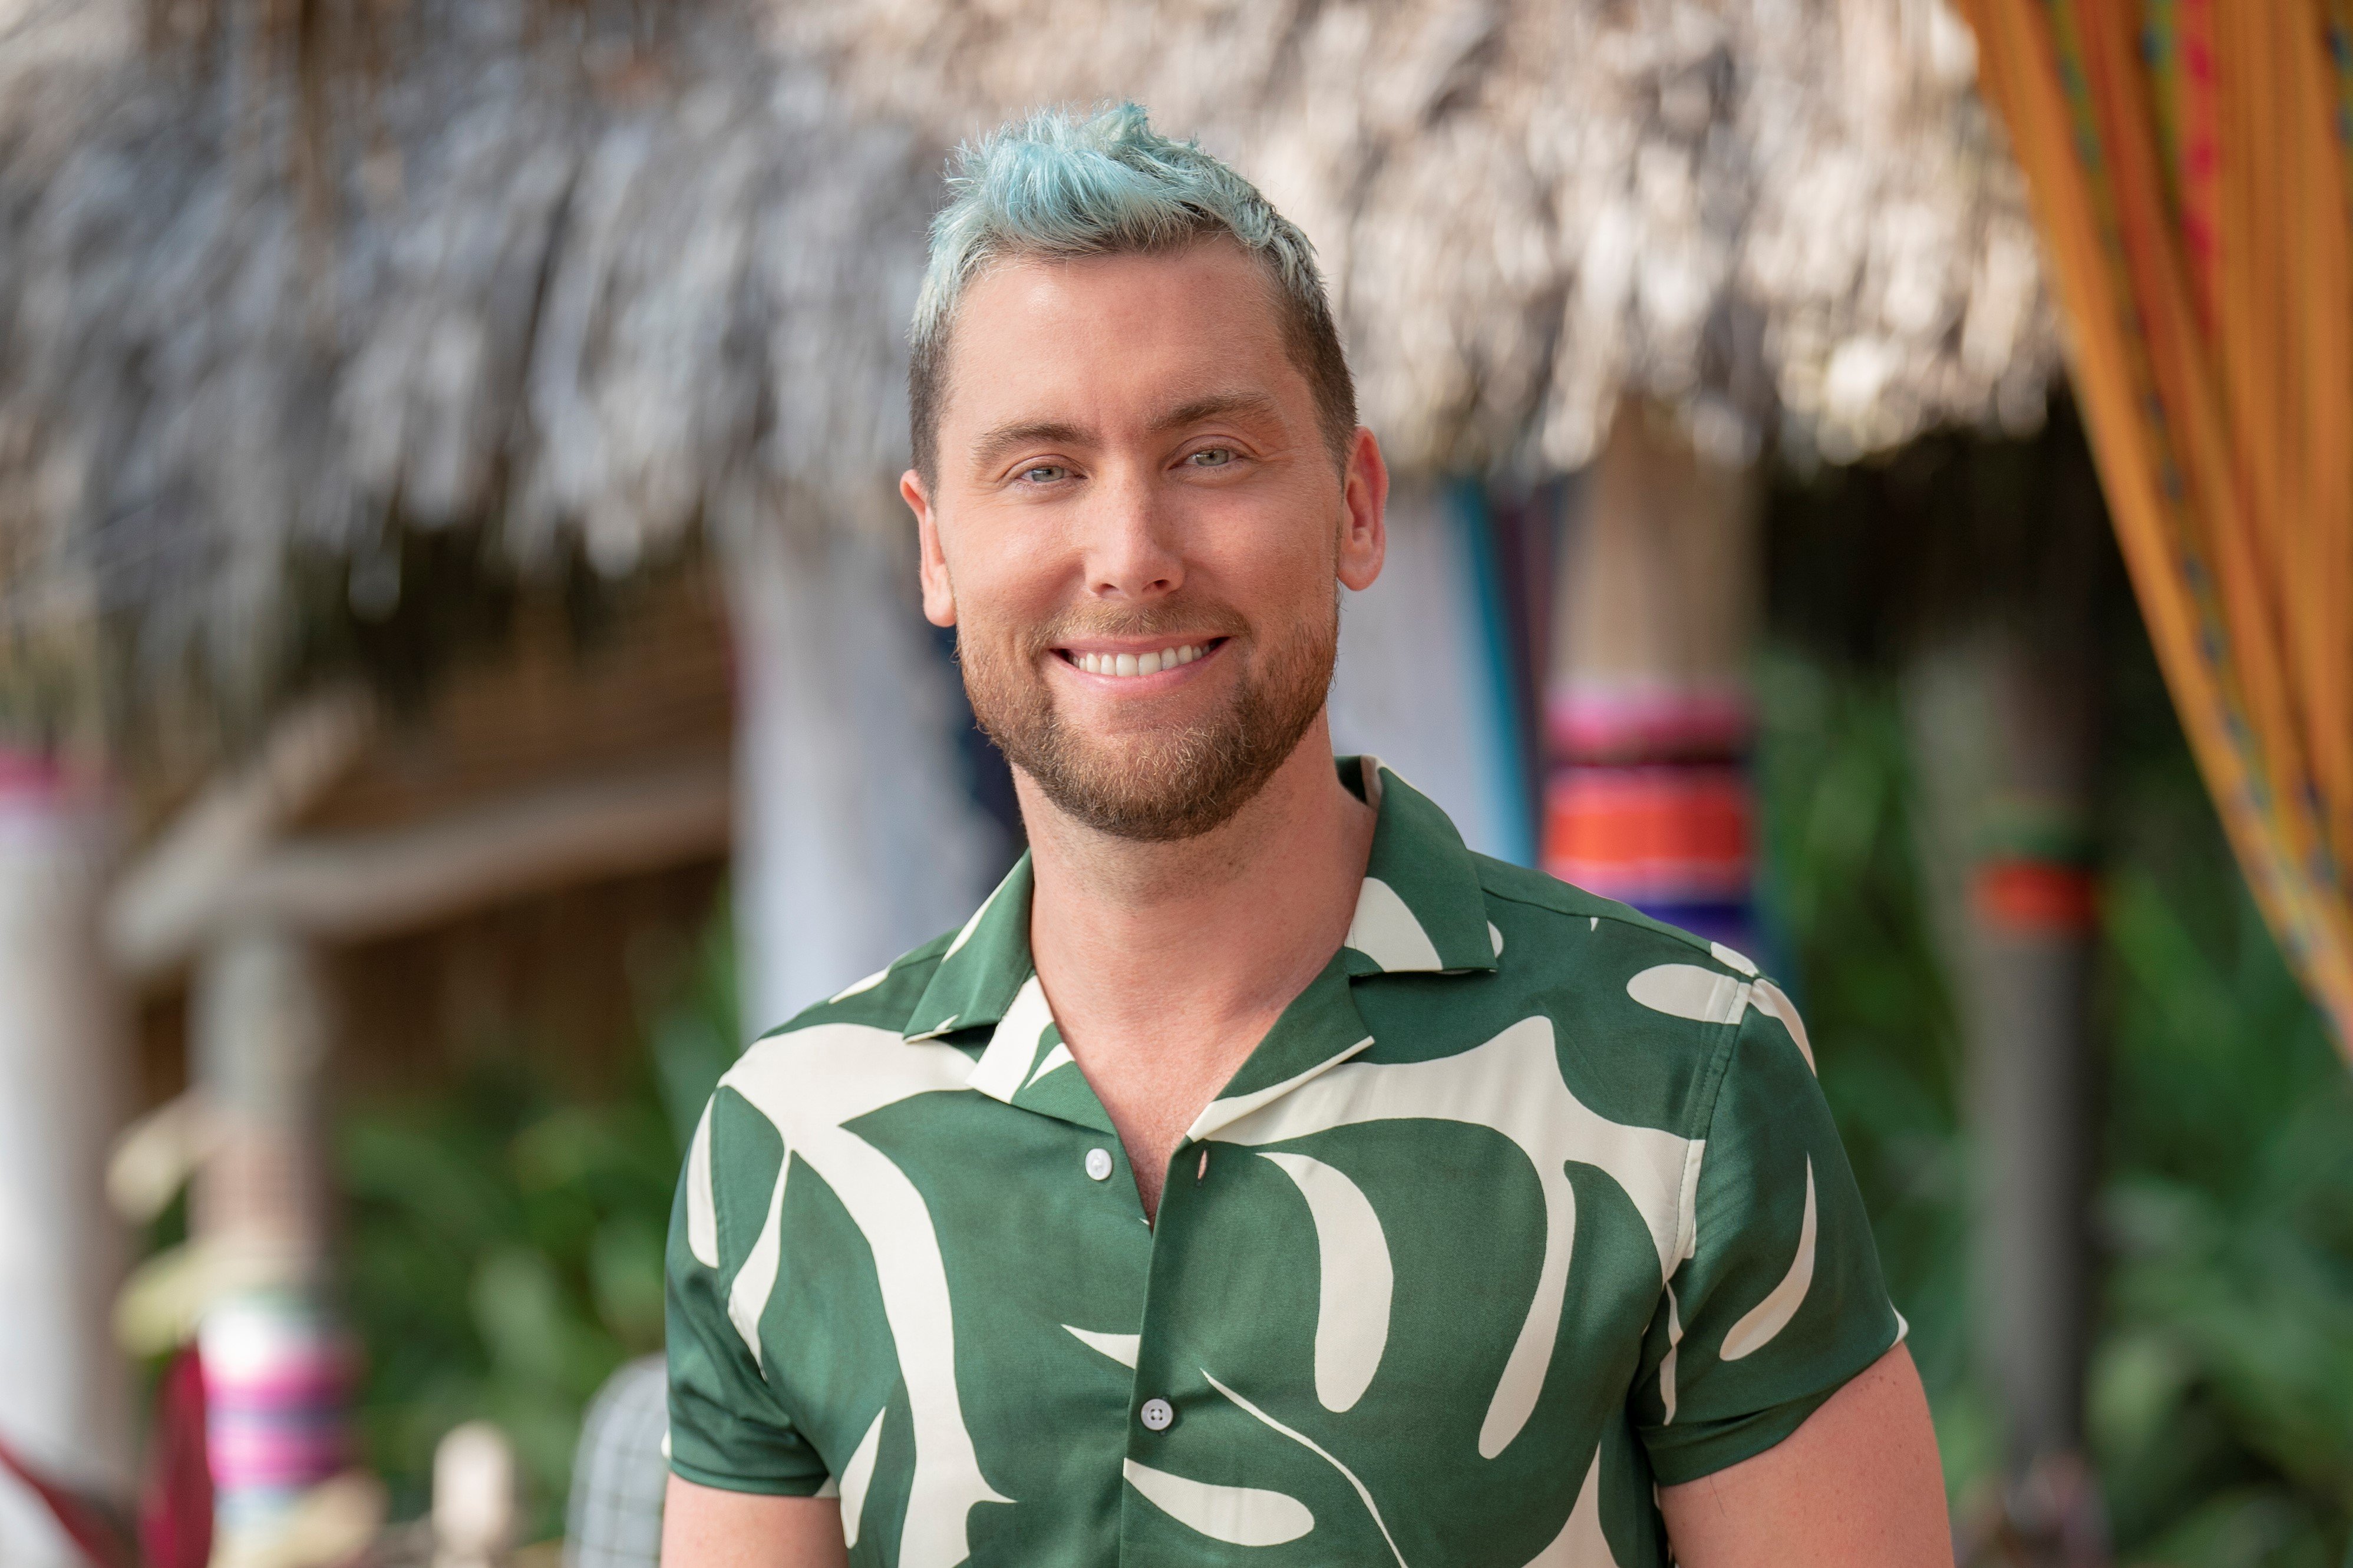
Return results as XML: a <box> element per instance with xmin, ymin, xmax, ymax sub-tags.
<box><xmin>900</xmin><ymin>755</ymin><xmax>1497</xmax><ymax>1051</ymax></box>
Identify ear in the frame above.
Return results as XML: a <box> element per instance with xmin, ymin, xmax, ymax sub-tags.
<box><xmin>904</xmin><ymin>470</ymin><xmax>958</xmax><ymax>627</ymax></box>
<box><xmin>1336</xmin><ymin>425</ymin><xmax>1388</xmax><ymax>592</ymax></box>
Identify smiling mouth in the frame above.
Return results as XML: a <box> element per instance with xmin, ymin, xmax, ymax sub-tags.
<box><xmin>1055</xmin><ymin>638</ymin><xmax>1225</xmax><ymax>678</ymax></box>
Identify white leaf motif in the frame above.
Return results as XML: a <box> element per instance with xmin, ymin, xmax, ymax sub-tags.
<box><xmin>840</xmin><ymin>1409</ymin><xmax>886</xmax><ymax>1549</ymax></box>
<box><xmin>1345</xmin><ymin>876</ymin><xmax>1444</xmax><ymax>971</ymax></box>
<box><xmin>966</xmin><ymin>974</ymin><xmax>1054</xmax><ymax>1101</ymax></box>
<box><xmin>1062</xmin><ymin>1325</ymin><xmax>1139</xmax><ymax>1368</ymax></box>
<box><xmin>1203</xmin><ymin>1372</ymin><xmax>1407</xmax><ymax>1566</ymax></box>
<box><xmin>1721</xmin><ymin>1159</ymin><xmax>1817</xmax><ymax>1361</ymax></box>
<box><xmin>725</xmin><ymin>1159</ymin><xmax>787</xmax><ymax>1367</ymax></box>
<box><xmin>719</xmin><ymin>1024</ymin><xmax>1011</xmax><ymax>1568</ymax></box>
<box><xmin>1197</xmin><ymin>1016</ymin><xmax>1695</xmax><ymax>1461</ymax></box>
<box><xmin>685</xmin><ymin>1098</ymin><xmax>718</xmax><ymax>1267</ymax></box>
<box><xmin>1625</xmin><ymin>964</ymin><xmax>1747</xmax><ymax>1025</ymax></box>
<box><xmin>1658</xmin><ymin>1285</ymin><xmax>1683</xmax><ymax>1425</ymax></box>
<box><xmin>830</xmin><ymin>966</ymin><xmax>892</xmax><ymax>1002</ymax></box>
<box><xmin>1708</xmin><ymin>942</ymin><xmax>1758</xmax><ymax>976</ymax></box>
<box><xmin>1025</xmin><ymin>1041</ymin><xmax>1074</xmax><ymax>1089</ymax></box>
<box><xmin>1522</xmin><ymin>1446</ymin><xmax>1619</xmax><ymax>1566</ymax></box>
<box><xmin>1628</xmin><ymin>963</ymin><xmax>1817</xmax><ymax>1075</ymax></box>
<box><xmin>1122</xmin><ymin>1460</ymin><xmax>1313</xmax><ymax>1546</ymax></box>
<box><xmin>1258</xmin><ymin>1151</ymin><xmax>1392</xmax><ymax>1412</ymax></box>
<box><xmin>1747</xmin><ymin>978</ymin><xmax>1815</xmax><ymax>1074</ymax></box>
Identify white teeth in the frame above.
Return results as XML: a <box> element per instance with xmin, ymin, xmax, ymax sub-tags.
<box><xmin>1071</xmin><ymin>642</ymin><xmax>1209</xmax><ymax>678</ymax></box>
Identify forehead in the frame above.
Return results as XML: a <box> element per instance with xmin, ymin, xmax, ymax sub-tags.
<box><xmin>939</xmin><ymin>242</ymin><xmax>1301</xmax><ymax>432</ymax></box>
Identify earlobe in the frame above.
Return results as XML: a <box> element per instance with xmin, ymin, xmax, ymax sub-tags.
<box><xmin>920</xmin><ymin>554</ymin><xmax>958</xmax><ymax>628</ymax></box>
<box><xmin>1336</xmin><ymin>426</ymin><xmax>1389</xmax><ymax>592</ymax></box>
<box><xmin>904</xmin><ymin>468</ymin><xmax>959</xmax><ymax>628</ymax></box>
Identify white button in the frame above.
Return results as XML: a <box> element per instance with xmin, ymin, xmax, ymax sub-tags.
<box><xmin>1084</xmin><ymin>1147</ymin><xmax>1114</xmax><ymax>1181</ymax></box>
<box><xmin>1139</xmin><ymin>1397</ymin><xmax>1174</xmax><ymax>1432</ymax></box>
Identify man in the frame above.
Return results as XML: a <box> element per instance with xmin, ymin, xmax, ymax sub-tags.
<box><xmin>662</xmin><ymin>104</ymin><xmax>1951</xmax><ymax>1567</ymax></box>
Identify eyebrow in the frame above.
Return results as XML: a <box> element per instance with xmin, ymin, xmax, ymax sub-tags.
<box><xmin>1151</xmin><ymin>391</ymin><xmax>1283</xmax><ymax>433</ymax></box>
<box><xmin>965</xmin><ymin>391</ymin><xmax>1286</xmax><ymax>474</ymax></box>
<box><xmin>969</xmin><ymin>419</ymin><xmax>1091</xmax><ymax>473</ymax></box>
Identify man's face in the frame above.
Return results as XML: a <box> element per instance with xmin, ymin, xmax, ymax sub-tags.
<box><xmin>903</xmin><ymin>240</ymin><xmax>1387</xmax><ymax>841</ymax></box>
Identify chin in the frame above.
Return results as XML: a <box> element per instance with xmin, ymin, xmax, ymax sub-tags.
<box><xmin>965</xmin><ymin>607</ymin><xmax>1338</xmax><ymax>843</ymax></box>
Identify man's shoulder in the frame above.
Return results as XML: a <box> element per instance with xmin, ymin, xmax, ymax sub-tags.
<box><xmin>1463</xmin><ymin>851</ymin><xmax>1781</xmax><ymax>1079</ymax></box>
<box><xmin>1470</xmin><ymin>851</ymin><xmax>1735</xmax><ymax>971</ymax></box>
<box><xmin>754</xmin><ymin>929</ymin><xmax>959</xmax><ymax>1045</ymax></box>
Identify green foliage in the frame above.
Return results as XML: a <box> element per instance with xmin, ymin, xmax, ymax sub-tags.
<box><xmin>336</xmin><ymin>912</ymin><xmax>740</xmax><ymax>1537</ymax></box>
<box><xmin>2091</xmin><ymin>740</ymin><xmax>2353</xmax><ymax>1565</ymax></box>
<box><xmin>1753</xmin><ymin>648</ymin><xmax>1989</xmax><ymax>1490</ymax></box>
<box><xmin>1756</xmin><ymin>638</ymin><xmax>2353</xmax><ymax>1567</ymax></box>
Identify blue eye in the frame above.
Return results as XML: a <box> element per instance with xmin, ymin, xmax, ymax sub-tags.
<box><xmin>1021</xmin><ymin>464</ymin><xmax>1070</xmax><ymax>484</ymax></box>
<box><xmin>1190</xmin><ymin>447</ymin><xmax>1236</xmax><ymax>468</ymax></box>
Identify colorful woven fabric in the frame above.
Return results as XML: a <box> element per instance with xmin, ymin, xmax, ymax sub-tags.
<box><xmin>197</xmin><ymin>1293</ymin><xmax>351</xmax><ymax>1539</ymax></box>
<box><xmin>1543</xmin><ymin>684</ymin><xmax>1760</xmax><ymax>954</ymax></box>
<box><xmin>1958</xmin><ymin>0</ymin><xmax>2353</xmax><ymax>1057</ymax></box>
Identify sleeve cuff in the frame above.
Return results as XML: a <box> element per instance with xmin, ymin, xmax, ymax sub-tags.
<box><xmin>1644</xmin><ymin>1320</ymin><xmax>1906</xmax><ymax>1487</ymax></box>
<box><xmin>668</xmin><ymin>1455</ymin><xmax>834</xmax><ymax>1498</ymax></box>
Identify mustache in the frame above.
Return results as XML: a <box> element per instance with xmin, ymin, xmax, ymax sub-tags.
<box><xmin>1015</xmin><ymin>600</ymin><xmax>1251</xmax><ymax>657</ymax></box>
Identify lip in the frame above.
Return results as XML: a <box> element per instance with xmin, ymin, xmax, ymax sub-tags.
<box><xmin>1050</xmin><ymin>635</ymin><xmax>1229</xmax><ymax>685</ymax></box>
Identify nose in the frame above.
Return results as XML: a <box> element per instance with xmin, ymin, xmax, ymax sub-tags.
<box><xmin>1081</xmin><ymin>463</ymin><xmax>1184</xmax><ymax>604</ymax></box>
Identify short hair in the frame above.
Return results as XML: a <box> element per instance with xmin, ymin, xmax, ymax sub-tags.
<box><xmin>908</xmin><ymin>102</ymin><xmax>1356</xmax><ymax>488</ymax></box>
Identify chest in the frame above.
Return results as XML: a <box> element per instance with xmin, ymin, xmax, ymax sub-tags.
<box><xmin>1060</xmin><ymin>1026</ymin><xmax>1260</xmax><ymax>1216</ymax></box>
<box><xmin>755</xmin><ymin>1092</ymin><xmax>1678</xmax><ymax>1567</ymax></box>
<box><xmin>1050</xmin><ymin>976</ymin><xmax>1301</xmax><ymax>1210</ymax></box>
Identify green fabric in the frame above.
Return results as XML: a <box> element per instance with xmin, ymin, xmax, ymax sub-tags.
<box><xmin>667</xmin><ymin>760</ymin><xmax>1902</xmax><ymax>1566</ymax></box>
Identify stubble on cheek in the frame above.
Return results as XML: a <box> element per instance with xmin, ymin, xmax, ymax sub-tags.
<box><xmin>956</xmin><ymin>596</ymin><xmax>1339</xmax><ymax>843</ymax></box>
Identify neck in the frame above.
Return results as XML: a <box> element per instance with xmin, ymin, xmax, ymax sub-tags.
<box><xmin>1017</xmin><ymin>717</ymin><xmax>1375</xmax><ymax>1203</ymax></box>
<box><xmin>1020</xmin><ymin>715</ymin><xmax>1373</xmax><ymax>1011</ymax></box>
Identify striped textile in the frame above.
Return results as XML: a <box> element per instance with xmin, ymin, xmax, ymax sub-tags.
<box><xmin>1958</xmin><ymin>0</ymin><xmax>2353</xmax><ymax>1057</ymax></box>
<box><xmin>1543</xmin><ymin>683</ymin><xmax>1760</xmax><ymax>956</ymax></box>
<box><xmin>197</xmin><ymin>1295</ymin><xmax>351</xmax><ymax>1540</ymax></box>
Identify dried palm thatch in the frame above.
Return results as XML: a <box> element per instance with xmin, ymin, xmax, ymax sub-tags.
<box><xmin>784</xmin><ymin>0</ymin><xmax>2058</xmax><ymax>471</ymax></box>
<box><xmin>2</xmin><ymin>0</ymin><xmax>928</xmax><ymax>731</ymax></box>
<box><xmin>0</xmin><ymin>0</ymin><xmax>2059</xmax><ymax>726</ymax></box>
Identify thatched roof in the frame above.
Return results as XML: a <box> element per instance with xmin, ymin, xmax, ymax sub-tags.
<box><xmin>2</xmin><ymin>0</ymin><xmax>928</xmax><ymax>727</ymax></box>
<box><xmin>786</xmin><ymin>0</ymin><xmax>2058</xmax><ymax>470</ymax></box>
<box><xmin>0</xmin><ymin>0</ymin><xmax>2059</xmax><ymax>725</ymax></box>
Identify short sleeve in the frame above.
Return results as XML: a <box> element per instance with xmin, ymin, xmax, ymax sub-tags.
<box><xmin>665</xmin><ymin>1091</ymin><xmax>832</xmax><ymax>1496</ymax></box>
<box><xmin>1631</xmin><ymin>987</ymin><xmax>1904</xmax><ymax>1484</ymax></box>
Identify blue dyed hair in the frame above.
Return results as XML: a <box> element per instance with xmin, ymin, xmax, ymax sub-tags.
<box><xmin>909</xmin><ymin>102</ymin><xmax>1355</xmax><ymax>484</ymax></box>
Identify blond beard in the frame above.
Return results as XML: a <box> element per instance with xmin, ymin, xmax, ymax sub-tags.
<box><xmin>959</xmin><ymin>596</ymin><xmax>1338</xmax><ymax>843</ymax></box>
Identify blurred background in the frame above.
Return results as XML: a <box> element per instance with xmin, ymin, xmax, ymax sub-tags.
<box><xmin>1</xmin><ymin>2</ymin><xmax>2349</xmax><ymax>1566</ymax></box>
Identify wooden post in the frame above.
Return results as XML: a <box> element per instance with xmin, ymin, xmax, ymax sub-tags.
<box><xmin>192</xmin><ymin>923</ymin><xmax>355</xmax><ymax>1560</ymax></box>
<box><xmin>1909</xmin><ymin>627</ymin><xmax>2105</xmax><ymax>1568</ymax></box>
<box><xmin>725</xmin><ymin>525</ymin><xmax>1008</xmax><ymax>1041</ymax></box>
<box><xmin>0</xmin><ymin>757</ymin><xmax>133</xmax><ymax>1568</ymax></box>
<box><xmin>1545</xmin><ymin>405</ymin><xmax>1763</xmax><ymax>953</ymax></box>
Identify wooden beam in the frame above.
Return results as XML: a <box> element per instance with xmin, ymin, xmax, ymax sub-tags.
<box><xmin>105</xmin><ymin>689</ymin><xmax>375</xmax><ymax>980</ymax></box>
<box><xmin>217</xmin><ymin>755</ymin><xmax>731</xmax><ymax>949</ymax></box>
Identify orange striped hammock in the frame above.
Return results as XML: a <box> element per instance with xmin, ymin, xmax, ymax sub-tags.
<box><xmin>1956</xmin><ymin>0</ymin><xmax>2353</xmax><ymax>1058</ymax></box>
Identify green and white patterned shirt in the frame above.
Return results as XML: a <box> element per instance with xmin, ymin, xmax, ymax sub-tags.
<box><xmin>667</xmin><ymin>758</ymin><xmax>1902</xmax><ymax>1567</ymax></box>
